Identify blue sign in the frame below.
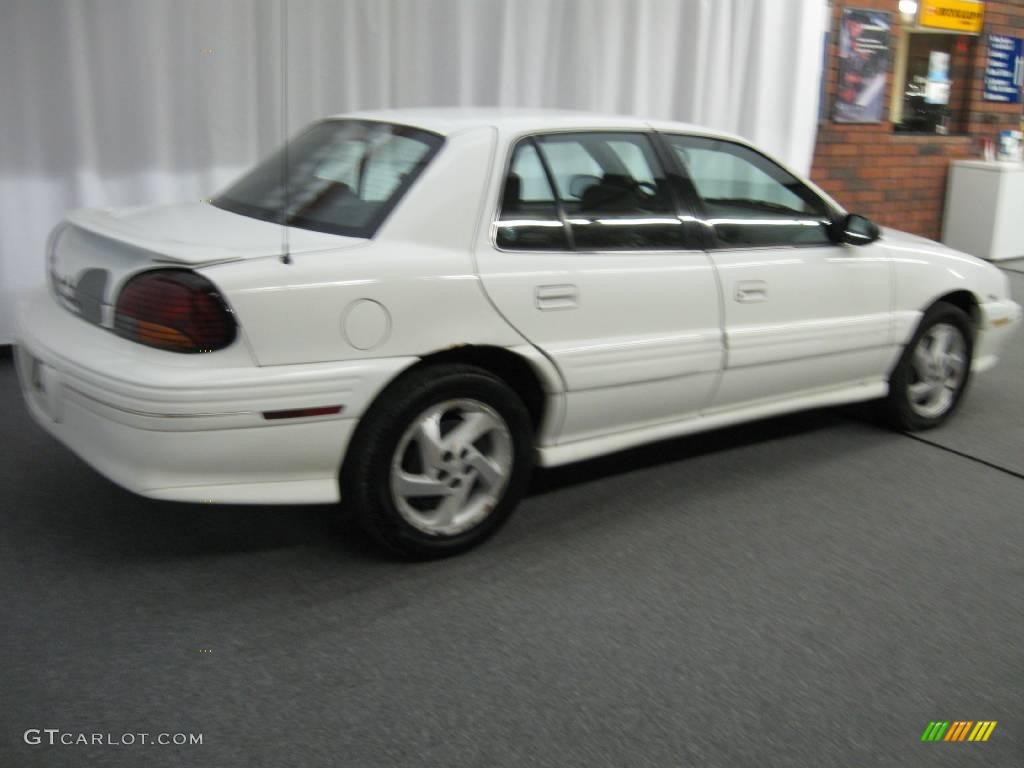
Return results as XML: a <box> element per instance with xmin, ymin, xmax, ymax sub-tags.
<box><xmin>983</xmin><ymin>34</ymin><xmax>1023</xmax><ymax>104</ymax></box>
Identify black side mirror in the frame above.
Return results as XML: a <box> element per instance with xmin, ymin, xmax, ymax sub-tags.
<box><xmin>830</xmin><ymin>213</ymin><xmax>880</xmax><ymax>246</ymax></box>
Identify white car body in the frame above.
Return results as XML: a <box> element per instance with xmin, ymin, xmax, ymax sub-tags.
<box><xmin>15</xmin><ymin>109</ymin><xmax>1022</xmax><ymax>505</ymax></box>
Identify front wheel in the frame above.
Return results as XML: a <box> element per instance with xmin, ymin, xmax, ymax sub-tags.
<box><xmin>341</xmin><ymin>364</ymin><xmax>534</xmax><ymax>558</ymax></box>
<box><xmin>879</xmin><ymin>302</ymin><xmax>973</xmax><ymax>431</ymax></box>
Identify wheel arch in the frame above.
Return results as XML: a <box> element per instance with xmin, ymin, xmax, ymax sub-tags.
<box><xmin>889</xmin><ymin>290</ymin><xmax>980</xmax><ymax>381</ymax></box>
<box><xmin>407</xmin><ymin>345</ymin><xmax>555</xmax><ymax>432</ymax></box>
<box><xmin>931</xmin><ymin>290</ymin><xmax>981</xmax><ymax>332</ymax></box>
<box><xmin>351</xmin><ymin>344</ymin><xmax>561</xmax><ymax>440</ymax></box>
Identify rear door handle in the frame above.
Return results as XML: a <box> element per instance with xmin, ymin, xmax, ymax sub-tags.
<box><xmin>735</xmin><ymin>280</ymin><xmax>767</xmax><ymax>303</ymax></box>
<box><xmin>535</xmin><ymin>284</ymin><xmax>579</xmax><ymax>311</ymax></box>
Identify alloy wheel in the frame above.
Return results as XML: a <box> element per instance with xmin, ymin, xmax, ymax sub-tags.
<box><xmin>389</xmin><ymin>399</ymin><xmax>513</xmax><ymax>536</ymax></box>
<box><xmin>907</xmin><ymin>322</ymin><xmax>967</xmax><ymax>419</ymax></box>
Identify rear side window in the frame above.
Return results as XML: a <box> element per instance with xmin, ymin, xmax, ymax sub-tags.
<box><xmin>495</xmin><ymin>142</ymin><xmax>570</xmax><ymax>251</ymax></box>
<box><xmin>496</xmin><ymin>132</ymin><xmax>686</xmax><ymax>251</ymax></box>
<box><xmin>661</xmin><ymin>135</ymin><xmax>833</xmax><ymax>248</ymax></box>
<box><xmin>214</xmin><ymin>120</ymin><xmax>443</xmax><ymax>239</ymax></box>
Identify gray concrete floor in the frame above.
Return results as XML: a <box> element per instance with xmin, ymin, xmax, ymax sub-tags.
<box><xmin>1</xmin><ymin>269</ymin><xmax>1022</xmax><ymax>768</ymax></box>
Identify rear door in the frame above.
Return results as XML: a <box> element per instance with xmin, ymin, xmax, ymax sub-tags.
<box><xmin>474</xmin><ymin>130</ymin><xmax>723</xmax><ymax>444</ymax></box>
<box><xmin>658</xmin><ymin>133</ymin><xmax>892</xmax><ymax>410</ymax></box>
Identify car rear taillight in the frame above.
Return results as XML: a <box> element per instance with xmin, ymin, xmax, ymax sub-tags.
<box><xmin>114</xmin><ymin>269</ymin><xmax>236</xmax><ymax>353</ymax></box>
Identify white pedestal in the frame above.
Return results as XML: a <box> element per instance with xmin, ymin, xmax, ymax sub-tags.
<box><xmin>942</xmin><ymin>160</ymin><xmax>1024</xmax><ymax>262</ymax></box>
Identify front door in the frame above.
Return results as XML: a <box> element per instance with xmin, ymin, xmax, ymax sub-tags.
<box><xmin>659</xmin><ymin>134</ymin><xmax>892</xmax><ymax>410</ymax></box>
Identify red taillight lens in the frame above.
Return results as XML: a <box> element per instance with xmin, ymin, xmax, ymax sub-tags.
<box><xmin>114</xmin><ymin>270</ymin><xmax>236</xmax><ymax>353</ymax></box>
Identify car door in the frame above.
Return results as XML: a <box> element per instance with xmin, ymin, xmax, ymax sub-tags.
<box><xmin>474</xmin><ymin>130</ymin><xmax>723</xmax><ymax>444</ymax></box>
<box><xmin>658</xmin><ymin>134</ymin><xmax>892</xmax><ymax>411</ymax></box>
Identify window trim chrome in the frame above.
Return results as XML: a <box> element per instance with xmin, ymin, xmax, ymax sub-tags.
<box><xmin>489</xmin><ymin>129</ymin><xmax>706</xmax><ymax>256</ymax></box>
<box><xmin>654</xmin><ymin>131</ymin><xmax>847</xmax><ymax>252</ymax></box>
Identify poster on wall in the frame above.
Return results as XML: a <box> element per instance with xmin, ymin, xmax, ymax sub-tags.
<box><xmin>983</xmin><ymin>34</ymin><xmax>1024</xmax><ymax>104</ymax></box>
<box><xmin>833</xmin><ymin>8</ymin><xmax>891</xmax><ymax>123</ymax></box>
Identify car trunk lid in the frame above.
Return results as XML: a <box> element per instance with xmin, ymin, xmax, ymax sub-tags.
<box><xmin>51</xmin><ymin>203</ymin><xmax>367</xmax><ymax>328</ymax></box>
<box><xmin>66</xmin><ymin>203</ymin><xmax>364</xmax><ymax>264</ymax></box>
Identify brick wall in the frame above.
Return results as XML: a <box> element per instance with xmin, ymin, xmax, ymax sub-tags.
<box><xmin>811</xmin><ymin>0</ymin><xmax>1024</xmax><ymax>240</ymax></box>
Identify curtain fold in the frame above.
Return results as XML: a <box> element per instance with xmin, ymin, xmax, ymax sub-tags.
<box><xmin>0</xmin><ymin>0</ymin><xmax>827</xmax><ymax>342</ymax></box>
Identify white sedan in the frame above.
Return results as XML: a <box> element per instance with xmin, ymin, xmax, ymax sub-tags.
<box><xmin>15</xmin><ymin>109</ymin><xmax>1022</xmax><ymax>557</ymax></box>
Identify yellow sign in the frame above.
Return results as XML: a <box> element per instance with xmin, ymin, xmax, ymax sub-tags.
<box><xmin>918</xmin><ymin>0</ymin><xmax>985</xmax><ymax>33</ymax></box>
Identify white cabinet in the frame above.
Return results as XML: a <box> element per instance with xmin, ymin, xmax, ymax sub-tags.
<box><xmin>942</xmin><ymin>160</ymin><xmax>1024</xmax><ymax>262</ymax></box>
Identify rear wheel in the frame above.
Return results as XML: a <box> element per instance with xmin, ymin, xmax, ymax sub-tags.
<box><xmin>341</xmin><ymin>364</ymin><xmax>533</xmax><ymax>558</ymax></box>
<box><xmin>879</xmin><ymin>302</ymin><xmax>973</xmax><ymax>431</ymax></box>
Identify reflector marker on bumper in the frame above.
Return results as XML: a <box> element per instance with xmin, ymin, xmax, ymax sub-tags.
<box><xmin>262</xmin><ymin>405</ymin><xmax>344</xmax><ymax>420</ymax></box>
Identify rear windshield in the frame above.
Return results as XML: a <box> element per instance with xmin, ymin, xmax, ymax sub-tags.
<box><xmin>214</xmin><ymin>119</ymin><xmax>443</xmax><ymax>239</ymax></box>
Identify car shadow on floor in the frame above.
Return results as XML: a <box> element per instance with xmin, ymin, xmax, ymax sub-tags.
<box><xmin>530</xmin><ymin>405</ymin><xmax>870</xmax><ymax>496</ymax></box>
<box><xmin>50</xmin><ymin>406</ymin><xmax>870</xmax><ymax>564</ymax></box>
<box><xmin>2</xmin><ymin>346</ymin><xmax>878</xmax><ymax>565</ymax></box>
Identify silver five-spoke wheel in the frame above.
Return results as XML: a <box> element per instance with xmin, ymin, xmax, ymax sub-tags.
<box><xmin>344</xmin><ymin>364</ymin><xmax>532</xmax><ymax>557</ymax></box>
<box><xmin>390</xmin><ymin>399</ymin><xmax>513</xmax><ymax>536</ymax></box>
<box><xmin>907</xmin><ymin>322</ymin><xmax>967</xmax><ymax>419</ymax></box>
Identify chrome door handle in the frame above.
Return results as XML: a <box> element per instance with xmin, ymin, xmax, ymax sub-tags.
<box><xmin>735</xmin><ymin>281</ymin><xmax>767</xmax><ymax>303</ymax></box>
<box><xmin>535</xmin><ymin>284</ymin><xmax>579</xmax><ymax>311</ymax></box>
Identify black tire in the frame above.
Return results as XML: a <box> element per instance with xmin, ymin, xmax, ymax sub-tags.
<box><xmin>878</xmin><ymin>302</ymin><xmax>973</xmax><ymax>431</ymax></box>
<box><xmin>340</xmin><ymin>364</ymin><xmax>534</xmax><ymax>559</ymax></box>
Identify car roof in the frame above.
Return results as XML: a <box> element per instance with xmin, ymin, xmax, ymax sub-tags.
<box><xmin>333</xmin><ymin>107</ymin><xmax>739</xmax><ymax>141</ymax></box>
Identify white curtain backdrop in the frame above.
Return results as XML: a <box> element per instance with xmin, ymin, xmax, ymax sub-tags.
<box><xmin>0</xmin><ymin>0</ymin><xmax>828</xmax><ymax>343</ymax></box>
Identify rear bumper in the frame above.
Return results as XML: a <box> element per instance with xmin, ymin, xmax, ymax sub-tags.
<box><xmin>15</xmin><ymin>289</ymin><xmax>416</xmax><ymax>504</ymax></box>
